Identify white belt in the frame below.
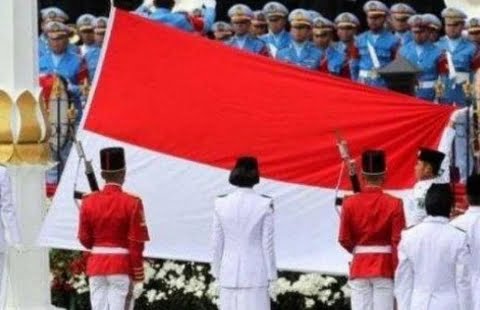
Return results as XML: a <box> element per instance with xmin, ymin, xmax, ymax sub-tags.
<box><xmin>418</xmin><ymin>80</ymin><xmax>435</xmax><ymax>89</ymax></box>
<box><xmin>91</xmin><ymin>246</ymin><xmax>129</xmax><ymax>254</ymax></box>
<box><xmin>359</xmin><ymin>69</ymin><xmax>379</xmax><ymax>79</ymax></box>
<box><xmin>353</xmin><ymin>245</ymin><xmax>392</xmax><ymax>254</ymax></box>
<box><xmin>455</xmin><ymin>72</ymin><xmax>470</xmax><ymax>84</ymax></box>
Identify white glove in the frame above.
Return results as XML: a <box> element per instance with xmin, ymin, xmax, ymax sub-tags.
<box><xmin>450</xmin><ymin>107</ymin><xmax>468</xmax><ymax>123</ymax></box>
<box><xmin>133</xmin><ymin>282</ymin><xmax>144</xmax><ymax>299</ymax></box>
<box><xmin>203</xmin><ymin>0</ymin><xmax>216</xmax><ymax>8</ymax></box>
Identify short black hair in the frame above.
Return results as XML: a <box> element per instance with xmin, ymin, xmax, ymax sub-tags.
<box><xmin>229</xmin><ymin>157</ymin><xmax>260</xmax><ymax>188</ymax></box>
<box><xmin>425</xmin><ymin>183</ymin><xmax>453</xmax><ymax>217</ymax></box>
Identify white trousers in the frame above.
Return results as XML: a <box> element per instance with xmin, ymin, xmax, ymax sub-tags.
<box><xmin>219</xmin><ymin>287</ymin><xmax>270</xmax><ymax>310</ymax></box>
<box><xmin>89</xmin><ymin>274</ymin><xmax>132</xmax><ymax>310</ymax></box>
<box><xmin>349</xmin><ymin>278</ymin><xmax>394</xmax><ymax>310</ymax></box>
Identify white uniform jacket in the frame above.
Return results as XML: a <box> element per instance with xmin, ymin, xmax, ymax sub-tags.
<box><xmin>211</xmin><ymin>188</ymin><xmax>277</xmax><ymax>288</ymax></box>
<box><xmin>0</xmin><ymin>167</ymin><xmax>20</xmax><ymax>252</ymax></box>
<box><xmin>451</xmin><ymin>206</ymin><xmax>480</xmax><ymax>232</ymax></box>
<box><xmin>468</xmin><ymin>217</ymin><xmax>480</xmax><ymax>310</ymax></box>
<box><xmin>394</xmin><ymin>216</ymin><xmax>471</xmax><ymax>310</ymax></box>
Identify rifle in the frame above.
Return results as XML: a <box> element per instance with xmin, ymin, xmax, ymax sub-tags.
<box><xmin>335</xmin><ymin>130</ymin><xmax>361</xmax><ymax>206</ymax></box>
<box><xmin>73</xmin><ymin>137</ymin><xmax>99</xmax><ymax>200</ymax></box>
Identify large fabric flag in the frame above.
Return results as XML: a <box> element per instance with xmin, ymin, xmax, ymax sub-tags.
<box><xmin>39</xmin><ymin>9</ymin><xmax>454</xmax><ymax>274</ymax></box>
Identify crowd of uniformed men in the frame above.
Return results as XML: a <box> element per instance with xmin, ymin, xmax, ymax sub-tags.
<box><xmin>39</xmin><ymin>0</ymin><xmax>480</xmax><ymax>185</ymax></box>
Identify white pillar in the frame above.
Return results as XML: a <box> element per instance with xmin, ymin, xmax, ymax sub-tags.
<box><xmin>0</xmin><ymin>0</ymin><xmax>39</xmax><ymax>96</ymax></box>
<box><xmin>0</xmin><ymin>1</ymin><xmax>58</xmax><ymax>309</ymax></box>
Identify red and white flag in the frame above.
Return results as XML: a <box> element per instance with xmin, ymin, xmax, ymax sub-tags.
<box><xmin>39</xmin><ymin>9</ymin><xmax>454</xmax><ymax>274</ymax></box>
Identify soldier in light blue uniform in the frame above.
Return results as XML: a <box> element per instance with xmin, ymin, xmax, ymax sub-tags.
<box><xmin>276</xmin><ymin>9</ymin><xmax>322</xmax><ymax>70</ymax></box>
<box><xmin>83</xmin><ymin>17</ymin><xmax>109</xmax><ymax>82</ymax></box>
<box><xmin>335</xmin><ymin>12</ymin><xmax>360</xmax><ymax>80</ymax></box>
<box><xmin>467</xmin><ymin>17</ymin><xmax>480</xmax><ymax>51</ymax></box>
<box><xmin>93</xmin><ymin>17</ymin><xmax>108</xmax><ymax>47</ymax></box>
<box><xmin>39</xmin><ymin>22</ymin><xmax>87</xmax><ymax>87</ymax></box>
<box><xmin>437</xmin><ymin>7</ymin><xmax>479</xmax><ymax>182</ymax></box>
<box><xmin>260</xmin><ymin>2</ymin><xmax>291</xmax><ymax>57</ymax></box>
<box><xmin>39</xmin><ymin>7</ymin><xmax>70</xmax><ymax>58</ymax></box>
<box><xmin>84</xmin><ymin>47</ymin><xmax>101</xmax><ymax>82</ymax></box>
<box><xmin>356</xmin><ymin>1</ymin><xmax>400</xmax><ymax>87</ymax></box>
<box><xmin>390</xmin><ymin>3</ymin><xmax>415</xmax><ymax>46</ymax></box>
<box><xmin>39</xmin><ymin>22</ymin><xmax>88</xmax><ymax>115</ymax></box>
<box><xmin>399</xmin><ymin>15</ymin><xmax>443</xmax><ymax>101</ymax></box>
<box><xmin>212</xmin><ymin>21</ymin><xmax>233</xmax><ymax>42</ymax></box>
<box><xmin>149</xmin><ymin>0</ymin><xmax>216</xmax><ymax>33</ymax></box>
<box><xmin>251</xmin><ymin>10</ymin><xmax>268</xmax><ymax>37</ymax></box>
<box><xmin>312</xmin><ymin>17</ymin><xmax>346</xmax><ymax>76</ymax></box>
<box><xmin>437</xmin><ymin>8</ymin><xmax>478</xmax><ymax>106</ymax></box>
<box><xmin>423</xmin><ymin>13</ymin><xmax>442</xmax><ymax>43</ymax></box>
<box><xmin>76</xmin><ymin>14</ymin><xmax>97</xmax><ymax>57</ymax></box>
<box><xmin>227</xmin><ymin>4</ymin><xmax>268</xmax><ymax>55</ymax></box>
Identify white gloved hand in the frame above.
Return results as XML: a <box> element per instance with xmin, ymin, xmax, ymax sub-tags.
<box><xmin>133</xmin><ymin>282</ymin><xmax>144</xmax><ymax>299</ymax></box>
<box><xmin>450</xmin><ymin>107</ymin><xmax>469</xmax><ymax>123</ymax></box>
<box><xmin>203</xmin><ymin>0</ymin><xmax>216</xmax><ymax>8</ymax></box>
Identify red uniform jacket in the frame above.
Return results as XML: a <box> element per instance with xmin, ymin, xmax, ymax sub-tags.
<box><xmin>339</xmin><ymin>186</ymin><xmax>406</xmax><ymax>279</ymax></box>
<box><xmin>78</xmin><ymin>184</ymin><xmax>150</xmax><ymax>282</ymax></box>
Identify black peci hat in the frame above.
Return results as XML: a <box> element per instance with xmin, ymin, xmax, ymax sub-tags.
<box><xmin>229</xmin><ymin>156</ymin><xmax>260</xmax><ymax>187</ymax></box>
<box><xmin>418</xmin><ymin>148</ymin><xmax>445</xmax><ymax>176</ymax></box>
<box><xmin>361</xmin><ymin>150</ymin><xmax>386</xmax><ymax>175</ymax></box>
<box><xmin>100</xmin><ymin>147</ymin><xmax>126</xmax><ymax>172</ymax></box>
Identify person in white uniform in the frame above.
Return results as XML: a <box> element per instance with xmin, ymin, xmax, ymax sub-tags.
<box><xmin>453</xmin><ymin>174</ymin><xmax>480</xmax><ymax>309</ymax></box>
<box><xmin>408</xmin><ymin>148</ymin><xmax>447</xmax><ymax>226</ymax></box>
<box><xmin>395</xmin><ymin>184</ymin><xmax>471</xmax><ymax>310</ymax></box>
<box><xmin>468</xmin><ymin>213</ymin><xmax>480</xmax><ymax>310</ymax></box>
<box><xmin>406</xmin><ymin>109</ymin><xmax>465</xmax><ymax>226</ymax></box>
<box><xmin>451</xmin><ymin>174</ymin><xmax>480</xmax><ymax>231</ymax></box>
<box><xmin>211</xmin><ymin>156</ymin><xmax>277</xmax><ymax>310</ymax></box>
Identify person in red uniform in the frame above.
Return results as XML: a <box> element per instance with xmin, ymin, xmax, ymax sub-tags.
<box><xmin>338</xmin><ymin>150</ymin><xmax>406</xmax><ymax>310</ymax></box>
<box><xmin>78</xmin><ymin>147</ymin><xmax>150</xmax><ymax>310</ymax></box>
